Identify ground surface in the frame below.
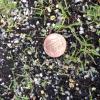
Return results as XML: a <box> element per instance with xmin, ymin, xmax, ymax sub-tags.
<box><xmin>0</xmin><ymin>0</ymin><xmax>100</xmax><ymax>100</ymax></box>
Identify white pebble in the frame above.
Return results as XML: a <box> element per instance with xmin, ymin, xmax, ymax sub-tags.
<box><xmin>6</xmin><ymin>56</ymin><xmax>11</xmax><ymax>59</ymax></box>
<box><xmin>49</xmin><ymin>65</ymin><xmax>53</xmax><ymax>69</ymax></box>
<box><xmin>79</xmin><ymin>30</ymin><xmax>84</xmax><ymax>34</ymax></box>
<box><xmin>9</xmin><ymin>33</ymin><xmax>14</xmax><ymax>37</ymax></box>
<box><xmin>41</xmin><ymin>90</ymin><xmax>44</xmax><ymax>94</ymax></box>
<box><xmin>80</xmin><ymin>27</ymin><xmax>84</xmax><ymax>31</ymax></box>
<box><xmin>82</xmin><ymin>6</ymin><xmax>85</xmax><ymax>12</ymax></box>
<box><xmin>1</xmin><ymin>82</ymin><xmax>4</xmax><ymax>85</ymax></box>
<box><xmin>0</xmin><ymin>78</ymin><xmax>2</xmax><ymax>81</ymax></box>
<box><xmin>55</xmin><ymin>9</ymin><xmax>59</xmax><ymax>13</ymax></box>
<box><xmin>20</xmin><ymin>87</ymin><xmax>24</xmax><ymax>92</ymax></box>
<box><xmin>56</xmin><ymin>4</ymin><xmax>59</xmax><ymax>8</ymax></box>
<box><xmin>96</xmin><ymin>47</ymin><xmax>99</xmax><ymax>52</ymax></box>
<box><xmin>46</xmin><ymin>7</ymin><xmax>51</xmax><ymax>13</ymax></box>
<box><xmin>7</xmin><ymin>43</ymin><xmax>11</xmax><ymax>47</ymax></box>
<box><xmin>21</xmin><ymin>0</ymin><xmax>27</xmax><ymax>3</ymax></box>
<box><xmin>79</xmin><ymin>90</ymin><xmax>82</xmax><ymax>94</ymax></box>
<box><xmin>31</xmin><ymin>24</ymin><xmax>36</xmax><ymax>28</ymax></box>
<box><xmin>84</xmin><ymin>74</ymin><xmax>89</xmax><ymax>79</ymax></box>
<box><xmin>36</xmin><ymin>21</ymin><xmax>40</xmax><ymax>25</ymax></box>
<box><xmin>40</xmin><ymin>73</ymin><xmax>43</xmax><ymax>77</ymax></box>
<box><xmin>77</xmin><ymin>18</ymin><xmax>81</xmax><ymax>22</ymax></box>
<box><xmin>87</xmin><ymin>17</ymin><xmax>91</xmax><ymax>21</ymax></box>
<box><xmin>75</xmin><ymin>0</ymin><xmax>83</xmax><ymax>3</ymax></box>
<box><xmin>8</xmin><ymin>75</ymin><xmax>11</xmax><ymax>78</ymax></box>
<box><xmin>25</xmin><ymin>9</ymin><xmax>29</xmax><ymax>15</ymax></box>
<box><xmin>20</xmin><ymin>34</ymin><xmax>26</xmax><ymax>39</ymax></box>
<box><xmin>14</xmin><ymin>39</ymin><xmax>19</xmax><ymax>43</ymax></box>
<box><xmin>34</xmin><ymin>78</ymin><xmax>38</xmax><ymax>82</ymax></box>
<box><xmin>76</xmin><ymin>87</ymin><xmax>79</xmax><ymax>91</ymax></box>
<box><xmin>47</xmin><ymin>23</ymin><xmax>51</xmax><ymax>27</ymax></box>
<box><xmin>92</xmin><ymin>87</ymin><xmax>96</xmax><ymax>91</ymax></box>
<box><xmin>65</xmin><ymin>91</ymin><xmax>70</xmax><ymax>95</ymax></box>
<box><xmin>96</xmin><ymin>24</ymin><xmax>100</xmax><ymax>28</ymax></box>
<box><xmin>27</xmin><ymin>50</ymin><xmax>32</xmax><ymax>55</ymax></box>
<box><xmin>89</xmin><ymin>25</ymin><xmax>93</xmax><ymax>29</ymax></box>
<box><xmin>13</xmin><ymin>16</ymin><xmax>17</xmax><ymax>21</ymax></box>
<box><xmin>83</xmin><ymin>14</ymin><xmax>86</xmax><ymax>18</ymax></box>
<box><xmin>66</xmin><ymin>96</ymin><xmax>70</xmax><ymax>100</ymax></box>
<box><xmin>45</xmin><ymin>76</ymin><xmax>49</xmax><ymax>80</ymax></box>
<box><xmin>34</xmin><ymin>78</ymin><xmax>40</xmax><ymax>84</ymax></box>
<box><xmin>65</xmin><ymin>54</ymin><xmax>69</xmax><ymax>58</ymax></box>
<box><xmin>52</xmin><ymin>23</ymin><xmax>55</xmax><ymax>27</ymax></box>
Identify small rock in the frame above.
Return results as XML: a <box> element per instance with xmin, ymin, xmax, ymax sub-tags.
<box><xmin>46</xmin><ymin>7</ymin><xmax>51</xmax><ymax>13</ymax></box>
<box><xmin>36</xmin><ymin>21</ymin><xmax>40</xmax><ymax>25</ymax></box>
<box><xmin>7</xmin><ymin>43</ymin><xmax>12</xmax><ymax>47</ymax></box>
<box><xmin>27</xmin><ymin>50</ymin><xmax>32</xmax><ymax>55</ymax></box>
<box><xmin>14</xmin><ymin>39</ymin><xmax>19</xmax><ymax>43</ymax></box>
<box><xmin>92</xmin><ymin>87</ymin><xmax>96</xmax><ymax>91</ymax></box>
<box><xmin>47</xmin><ymin>23</ymin><xmax>51</xmax><ymax>27</ymax></box>
<box><xmin>0</xmin><ymin>78</ymin><xmax>2</xmax><ymax>81</ymax></box>
<box><xmin>40</xmin><ymin>73</ymin><xmax>43</xmax><ymax>77</ymax></box>
<box><xmin>79</xmin><ymin>30</ymin><xmax>84</xmax><ymax>34</ymax></box>
<box><xmin>80</xmin><ymin>27</ymin><xmax>84</xmax><ymax>31</ymax></box>
<box><xmin>41</xmin><ymin>90</ymin><xmax>45</xmax><ymax>94</ymax></box>
<box><xmin>21</xmin><ymin>0</ymin><xmax>27</xmax><ymax>3</ymax></box>
<box><xmin>75</xmin><ymin>0</ymin><xmax>83</xmax><ymax>3</ymax></box>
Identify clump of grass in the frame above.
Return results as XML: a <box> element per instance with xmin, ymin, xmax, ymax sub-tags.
<box><xmin>0</xmin><ymin>0</ymin><xmax>16</xmax><ymax>16</ymax></box>
<box><xmin>0</xmin><ymin>0</ymin><xmax>17</xmax><ymax>32</ymax></box>
<box><xmin>86</xmin><ymin>4</ymin><xmax>100</xmax><ymax>23</ymax></box>
<box><xmin>51</xmin><ymin>3</ymin><xmax>100</xmax><ymax>72</ymax></box>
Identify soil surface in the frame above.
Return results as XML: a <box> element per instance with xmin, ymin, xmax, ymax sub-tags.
<box><xmin>0</xmin><ymin>0</ymin><xmax>100</xmax><ymax>100</ymax></box>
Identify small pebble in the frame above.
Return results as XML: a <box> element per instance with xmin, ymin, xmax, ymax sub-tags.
<box><xmin>79</xmin><ymin>30</ymin><xmax>84</xmax><ymax>34</ymax></box>
<box><xmin>96</xmin><ymin>47</ymin><xmax>99</xmax><ymax>52</ymax></box>
<box><xmin>36</xmin><ymin>21</ymin><xmax>40</xmax><ymax>25</ymax></box>
<box><xmin>41</xmin><ymin>90</ymin><xmax>45</xmax><ymax>94</ymax></box>
<box><xmin>0</xmin><ymin>78</ymin><xmax>2</xmax><ymax>81</ymax></box>
<box><xmin>39</xmin><ymin>73</ymin><xmax>43</xmax><ymax>77</ymax></box>
<box><xmin>1</xmin><ymin>82</ymin><xmax>4</xmax><ymax>86</ymax></box>
<box><xmin>65</xmin><ymin>91</ymin><xmax>70</xmax><ymax>95</ymax></box>
<box><xmin>54</xmin><ymin>9</ymin><xmax>59</xmax><ymax>13</ymax></box>
<box><xmin>8</xmin><ymin>75</ymin><xmax>11</xmax><ymax>78</ymax></box>
<box><xmin>47</xmin><ymin>23</ymin><xmax>51</xmax><ymax>27</ymax></box>
<box><xmin>7</xmin><ymin>43</ymin><xmax>12</xmax><ymax>47</ymax></box>
<box><xmin>92</xmin><ymin>87</ymin><xmax>96</xmax><ymax>91</ymax></box>
<box><xmin>84</xmin><ymin>74</ymin><xmax>89</xmax><ymax>79</ymax></box>
<box><xmin>80</xmin><ymin>27</ymin><xmax>84</xmax><ymax>31</ymax></box>
<box><xmin>50</xmin><ymin>15</ymin><xmax>56</xmax><ymax>21</ymax></box>
<box><xmin>27</xmin><ymin>50</ymin><xmax>32</xmax><ymax>55</ymax></box>
<box><xmin>14</xmin><ymin>39</ymin><xmax>19</xmax><ymax>43</ymax></box>
<box><xmin>56</xmin><ymin>4</ymin><xmax>59</xmax><ymax>8</ymax></box>
<box><xmin>69</xmin><ymin>83</ymin><xmax>75</xmax><ymax>88</ymax></box>
<box><xmin>66</xmin><ymin>96</ymin><xmax>70</xmax><ymax>100</ymax></box>
<box><xmin>46</xmin><ymin>7</ymin><xmax>51</xmax><ymax>13</ymax></box>
<box><xmin>75</xmin><ymin>0</ymin><xmax>83</xmax><ymax>3</ymax></box>
<box><xmin>20</xmin><ymin>34</ymin><xmax>26</xmax><ymax>39</ymax></box>
<box><xmin>89</xmin><ymin>25</ymin><xmax>93</xmax><ymax>29</ymax></box>
<box><xmin>21</xmin><ymin>0</ymin><xmax>27</xmax><ymax>3</ymax></box>
<box><xmin>87</xmin><ymin>17</ymin><xmax>91</xmax><ymax>21</ymax></box>
<box><xmin>34</xmin><ymin>78</ymin><xmax>40</xmax><ymax>85</ymax></box>
<box><xmin>52</xmin><ymin>23</ymin><xmax>55</xmax><ymax>27</ymax></box>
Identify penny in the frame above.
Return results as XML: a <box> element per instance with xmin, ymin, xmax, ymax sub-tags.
<box><xmin>43</xmin><ymin>33</ymin><xmax>67</xmax><ymax>57</ymax></box>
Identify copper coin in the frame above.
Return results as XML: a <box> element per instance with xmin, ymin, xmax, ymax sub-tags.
<box><xmin>43</xmin><ymin>33</ymin><xmax>67</xmax><ymax>57</ymax></box>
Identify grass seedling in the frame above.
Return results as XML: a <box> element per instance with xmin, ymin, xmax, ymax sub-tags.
<box><xmin>0</xmin><ymin>0</ymin><xmax>16</xmax><ymax>16</ymax></box>
<box><xmin>86</xmin><ymin>4</ymin><xmax>100</xmax><ymax>24</ymax></box>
